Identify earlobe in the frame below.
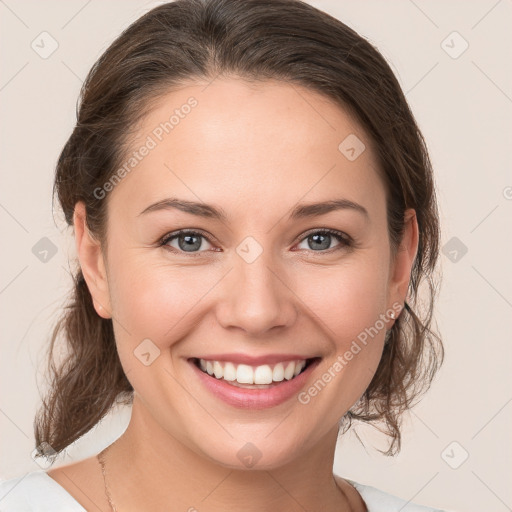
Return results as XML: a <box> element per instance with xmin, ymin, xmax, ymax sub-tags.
<box><xmin>73</xmin><ymin>201</ymin><xmax>112</xmax><ymax>319</ymax></box>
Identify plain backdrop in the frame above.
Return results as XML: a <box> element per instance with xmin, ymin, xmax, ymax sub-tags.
<box><xmin>1</xmin><ymin>1</ymin><xmax>511</xmax><ymax>511</ymax></box>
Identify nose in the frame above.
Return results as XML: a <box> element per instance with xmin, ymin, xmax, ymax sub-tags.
<box><xmin>215</xmin><ymin>251</ymin><xmax>298</xmax><ymax>337</ymax></box>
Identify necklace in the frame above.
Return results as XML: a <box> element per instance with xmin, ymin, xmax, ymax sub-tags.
<box><xmin>97</xmin><ymin>445</ymin><xmax>118</xmax><ymax>512</ymax></box>
<box><xmin>97</xmin><ymin>445</ymin><xmax>355</xmax><ymax>512</ymax></box>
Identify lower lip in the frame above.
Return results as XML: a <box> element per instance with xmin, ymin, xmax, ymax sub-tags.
<box><xmin>189</xmin><ymin>359</ymin><xmax>320</xmax><ymax>409</ymax></box>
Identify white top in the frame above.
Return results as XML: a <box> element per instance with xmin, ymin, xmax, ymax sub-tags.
<box><xmin>0</xmin><ymin>470</ymin><xmax>446</xmax><ymax>511</ymax></box>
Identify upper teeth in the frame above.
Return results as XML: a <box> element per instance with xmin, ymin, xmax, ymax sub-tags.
<box><xmin>198</xmin><ymin>359</ymin><xmax>307</xmax><ymax>384</ymax></box>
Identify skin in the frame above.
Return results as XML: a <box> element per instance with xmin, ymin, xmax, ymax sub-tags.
<box><xmin>48</xmin><ymin>78</ymin><xmax>418</xmax><ymax>512</ymax></box>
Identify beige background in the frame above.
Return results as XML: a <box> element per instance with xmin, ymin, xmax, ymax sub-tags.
<box><xmin>1</xmin><ymin>1</ymin><xmax>511</xmax><ymax>511</ymax></box>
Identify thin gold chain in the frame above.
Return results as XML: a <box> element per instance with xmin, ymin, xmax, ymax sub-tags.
<box><xmin>96</xmin><ymin>443</ymin><xmax>354</xmax><ymax>512</ymax></box>
<box><xmin>97</xmin><ymin>444</ymin><xmax>118</xmax><ymax>512</ymax></box>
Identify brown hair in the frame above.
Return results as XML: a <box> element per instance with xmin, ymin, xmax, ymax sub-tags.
<box><xmin>34</xmin><ymin>0</ymin><xmax>443</xmax><ymax>460</ymax></box>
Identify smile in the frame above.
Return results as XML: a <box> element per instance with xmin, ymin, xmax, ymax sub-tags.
<box><xmin>188</xmin><ymin>355</ymin><xmax>321</xmax><ymax>408</ymax></box>
<box><xmin>192</xmin><ymin>358</ymin><xmax>314</xmax><ymax>387</ymax></box>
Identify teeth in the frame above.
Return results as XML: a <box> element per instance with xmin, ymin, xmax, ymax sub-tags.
<box><xmin>284</xmin><ymin>361</ymin><xmax>295</xmax><ymax>380</ymax></box>
<box><xmin>196</xmin><ymin>358</ymin><xmax>309</xmax><ymax>385</ymax></box>
<box><xmin>273</xmin><ymin>363</ymin><xmax>285</xmax><ymax>382</ymax></box>
<box><xmin>293</xmin><ymin>361</ymin><xmax>304</xmax><ymax>377</ymax></box>
<box><xmin>254</xmin><ymin>365</ymin><xmax>273</xmax><ymax>384</ymax></box>
<box><xmin>223</xmin><ymin>362</ymin><xmax>237</xmax><ymax>381</ymax></box>
<box><xmin>236</xmin><ymin>364</ymin><xmax>254</xmax><ymax>384</ymax></box>
<box><xmin>213</xmin><ymin>361</ymin><xmax>223</xmax><ymax>379</ymax></box>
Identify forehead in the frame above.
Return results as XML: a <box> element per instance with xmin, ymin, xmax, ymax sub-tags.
<box><xmin>107</xmin><ymin>78</ymin><xmax>385</xmax><ymax>220</ymax></box>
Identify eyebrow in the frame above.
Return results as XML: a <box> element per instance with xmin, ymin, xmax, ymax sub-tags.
<box><xmin>290</xmin><ymin>199</ymin><xmax>369</xmax><ymax>220</ymax></box>
<box><xmin>138</xmin><ymin>198</ymin><xmax>229</xmax><ymax>220</ymax></box>
<box><xmin>138</xmin><ymin>197</ymin><xmax>369</xmax><ymax>221</ymax></box>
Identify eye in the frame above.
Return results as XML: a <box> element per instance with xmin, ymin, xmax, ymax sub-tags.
<box><xmin>159</xmin><ymin>228</ymin><xmax>353</xmax><ymax>256</ymax></box>
<box><xmin>294</xmin><ymin>229</ymin><xmax>352</xmax><ymax>253</ymax></box>
<box><xmin>160</xmin><ymin>230</ymin><xmax>215</xmax><ymax>254</ymax></box>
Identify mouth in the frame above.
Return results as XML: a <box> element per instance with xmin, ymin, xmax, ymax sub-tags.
<box><xmin>189</xmin><ymin>356</ymin><xmax>321</xmax><ymax>389</ymax></box>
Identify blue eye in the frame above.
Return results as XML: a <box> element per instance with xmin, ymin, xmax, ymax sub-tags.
<box><xmin>159</xmin><ymin>228</ymin><xmax>352</xmax><ymax>255</ymax></box>
<box><xmin>295</xmin><ymin>229</ymin><xmax>352</xmax><ymax>252</ymax></box>
<box><xmin>160</xmin><ymin>230</ymin><xmax>213</xmax><ymax>254</ymax></box>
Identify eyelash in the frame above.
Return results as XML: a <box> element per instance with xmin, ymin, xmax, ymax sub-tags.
<box><xmin>158</xmin><ymin>228</ymin><xmax>353</xmax><ymax>256</ymax></box>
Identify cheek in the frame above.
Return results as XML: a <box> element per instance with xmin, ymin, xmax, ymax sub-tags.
<box><xmin>107</xmin><ymin>256</ymin><xmax>218</xmax><ymax>349</ymax></box>
<box><xmin>295</xmin><ymin>258</ymin><xmax>390</xmax><ymax>346</ymax></box>
<box><xmin>291</xmin><ymin>261</ymin><xmax>390</xmax><ymax>426</ymax></box>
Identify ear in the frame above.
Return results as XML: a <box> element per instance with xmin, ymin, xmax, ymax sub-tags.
<box><xmin>388</xmin><ymin>208</ymin><xmax>419</xmax><ymax>318</ymax></box>
<box><xmin>73</xmin><ymin>201</ymin><xmax>112</xmax><ymax>319</ymax></box>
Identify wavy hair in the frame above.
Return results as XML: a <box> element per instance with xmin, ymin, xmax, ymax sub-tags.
<box><xmin>34</xmin><ymin>0</ymin><xmax>443</xmax><ymax>460</ymax></box>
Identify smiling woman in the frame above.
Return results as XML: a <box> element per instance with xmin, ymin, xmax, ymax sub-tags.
<box><xmin>0</xmin><ymin>0</ymin><xmax>446</xmax><ymax>511</ymax></box>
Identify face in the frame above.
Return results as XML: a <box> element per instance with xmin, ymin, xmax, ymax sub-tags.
<box><xmin>76</xmin><ymin>78</ymin><xmax>417</xmax><ymax>470</ymax></box>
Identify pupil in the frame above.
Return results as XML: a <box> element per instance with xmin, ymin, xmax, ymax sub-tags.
<box><xmin>309</xmin><ymin>233</ymin><xmax>330</xmax><ymax>250</ymax></box>
<box><xmin>179</xmin><ymin>234</ymin><xmax>201</xmax><ymax>252</ymax></box>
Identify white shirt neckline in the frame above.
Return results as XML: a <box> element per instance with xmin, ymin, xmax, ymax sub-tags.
<box><xmin>0</xmin><ymin>469</ymin><xmax>444</xmax><ymax>511</ymax></box>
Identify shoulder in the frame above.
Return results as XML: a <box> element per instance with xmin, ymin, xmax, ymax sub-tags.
<box><xmin>345</xmin><ymin>478</ymin><xmax>448</xmax><ymax>512</ymax></box>
<box><xmin>0</xmin><ymin>470</ymin><xmax>86</xmax><ymax>512</ymax></box>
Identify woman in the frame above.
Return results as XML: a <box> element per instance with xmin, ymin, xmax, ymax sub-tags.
<box><xmin>0</xmin><ymin>0</ymin><xmax>446</xmax><ymax>510</ymax></box>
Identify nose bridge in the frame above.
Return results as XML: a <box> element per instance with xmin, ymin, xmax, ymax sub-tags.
<box><xmin>217</xmin><ymin>244</ymin><xmax>297</xmax><ymax>335</ymax></box>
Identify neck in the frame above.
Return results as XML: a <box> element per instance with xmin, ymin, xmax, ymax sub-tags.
<box><xmin>105</xmin><ymin>396</ymin><xmax>353</xmax><ymax>512</ymax></box>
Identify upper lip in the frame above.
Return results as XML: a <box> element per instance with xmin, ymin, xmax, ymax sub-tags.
<box><xmin>189</xmin><ymin>353</ymin><xmax>319</xmax><ymax>366</ymax></box>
